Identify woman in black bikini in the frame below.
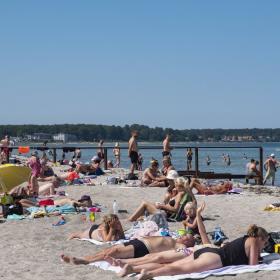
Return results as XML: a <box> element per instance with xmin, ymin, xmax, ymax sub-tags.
<box><xmin>128</xmin><ymin>177</ymin><xmax>193</xmax><ymax>222</ymax></box>
<box><xmin>67</xmin><ymin>214</ymin><xmax>124</xmax><ymax>242</ymax></box>
<box><xmin>137</xmin><ymin>224</ymin><xmax>269</xmax><ymax>279</ymax></box>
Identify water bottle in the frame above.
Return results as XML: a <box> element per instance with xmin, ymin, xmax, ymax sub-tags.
<box><xmin>113</xmin><ymin>200</ymin><xmax>118</xmax><ymax>215</ymax></box>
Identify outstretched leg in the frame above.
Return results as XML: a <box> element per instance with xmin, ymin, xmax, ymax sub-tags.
<box><xmin>128</xmin><ymin>201</ymin><xmax>158</xmax><ymax>222</ymax></box>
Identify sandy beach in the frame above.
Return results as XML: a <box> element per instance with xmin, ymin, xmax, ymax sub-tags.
<box><xmin>1</xmin><ymin>169</ymin><xmax>280</xmax><ymax>280</ymax></box>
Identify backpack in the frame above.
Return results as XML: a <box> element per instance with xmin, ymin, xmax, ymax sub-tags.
<box><xmin>147</xmin><ymin>213</ymin><xmax>169</xmax><ymax>229</ymax></box>
<box><xmin>264</xmin><ymin>232</ymin><xmax>280</xmax><ymax>253</ymax></box>
<box><xmin>2</xmin><ymin>202</ymin><xmax>23</xmax><ymax>218</ymax></box>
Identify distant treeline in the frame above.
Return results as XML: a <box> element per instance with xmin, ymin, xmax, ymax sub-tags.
<box><xmin>1</xmin><ymin>124</ymin><xmax>280</xmax><ymax>142</ymax></box>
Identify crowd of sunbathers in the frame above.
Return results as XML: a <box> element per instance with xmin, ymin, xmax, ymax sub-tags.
<box><xmin>0</xmin><ymin>139</ymin><xmax>271</xmax><ymax>279</ymax></box>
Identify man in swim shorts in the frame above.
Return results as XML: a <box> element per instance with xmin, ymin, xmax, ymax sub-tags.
<box><xmin>128</xmin><ymin>130</ymin><xmax>139</xmax><ymax>175</ymax></box>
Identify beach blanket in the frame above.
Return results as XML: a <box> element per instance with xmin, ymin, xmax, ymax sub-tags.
<box><xmin>79</xmin><ymin>238</ymin><xmax>128</xmax><ymax>246</ymax></box>
<box><xmin>264</xmin><ymin>204</ymin><xmax>280</xmax><ymax>211</ymax></box>
<box><xmin>90</xmin><ymin>258</ymin><xmax>280</xmax><ymax>279</ymax></box>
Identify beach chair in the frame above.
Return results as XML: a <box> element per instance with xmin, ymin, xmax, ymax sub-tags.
<box><xmin>167</xmin><ymin>192</ymin><xmax>193</xmax><ymax>222</ymax></box>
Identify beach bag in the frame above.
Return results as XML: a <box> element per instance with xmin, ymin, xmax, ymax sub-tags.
<box><xmin>2</xmin><ymin>202</ymin><xmax>23</xmax><ymax>218</ymax></box>
<box><xmin>264</xmin><ymin>232</ymin><xmax>280</xmax><ymax>253</ymax></box>
<box><xmin>126</xmin><ymin>173</ymin><xmax>138</xmax><ymax>180</ymax></box>
<box><xmin>106</xmin><ymin>176</ymin><xmax>118</xmax><ymax>184</ymax></box>
<box><xmin>147</xmin><ymin>213</ymin><xmax>169</xmax><ymax>229</ymax></box>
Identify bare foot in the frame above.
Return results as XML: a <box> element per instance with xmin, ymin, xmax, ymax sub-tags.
<box><xmin>71</xmin><ymin>257</ymin><xmax>90</xmax><ymax>265</ymax></box>
<box><xmin>67</xmin><ymin>233</ymin><xmax>79</xmax><ymax>240</ymax></box>
<box><xmin>117</xmin><ymin>264</ymin><xmax>134</xmax><ymax>277</ymax></box>
<box><xmin>104</xmin><ymin>256</ymin><xmax>126</xmax><ymax>267</ymax></box>
<box><xmin>61</xmin><ymin>254</ymin><xmax>71</xmax><ymax>263</ymax></box>
<box><xmin>136</xmin><ymin>269</ymin><xmax>152</xmax><ymax>280</ymax></box>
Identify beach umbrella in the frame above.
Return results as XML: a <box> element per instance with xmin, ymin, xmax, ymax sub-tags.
<box><xmin>0</xmin><ymin>164</ymin><xmax>31</xmax><ymax>193</ymax></box>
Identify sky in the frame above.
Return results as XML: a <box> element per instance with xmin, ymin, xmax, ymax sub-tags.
<box><xmin>0</xmin><ymin>0</ymin><xmax>279</xmax><ymax>129</ymax></box>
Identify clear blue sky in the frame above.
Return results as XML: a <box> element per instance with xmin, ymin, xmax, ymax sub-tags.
<box><xmin>0</xmin><ymin>0</ymin><xmax>279</xmax><ymax>129</ymax></box>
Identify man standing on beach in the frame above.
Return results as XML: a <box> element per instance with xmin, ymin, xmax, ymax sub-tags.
<box><xmin>263</xmin><ymin>154</ymin><xmax>279</xmax><ymax>186</ymax></box>
<box><xmin>162</xmin><ymin>134</ymin><xmax>172</xmax><ymax>157</ymax></box>
<box><xmin>128</xmin><ymin>131</ymin><xmax>139</xmax><ymax>175</ymax></box>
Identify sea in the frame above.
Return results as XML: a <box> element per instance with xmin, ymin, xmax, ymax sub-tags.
<box><xmin>14</xmin><ymin>142</ymin><xmax>280</xmax><ymax>185</ymax></box>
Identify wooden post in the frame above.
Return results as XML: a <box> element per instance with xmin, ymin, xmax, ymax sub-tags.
<box><xmin>195</xmin><ymin>147</ymin><xmax>199</xmax><ymax>177</ymax></box>
<box><xmin>104</xmin><ymin>148</ymin><xmax>107</xmax><ymax>170</ymax></box>
<box><xmin>53</xmin><ymin>148</ymin><xmax>57</xmax><ymax>163</ymax></box>
<box><xmin>259</xmin><ymin>147</ymin><xmax>263</xmax><ymax>185</ymax></box>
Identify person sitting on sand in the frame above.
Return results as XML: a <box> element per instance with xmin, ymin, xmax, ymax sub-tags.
<box><xmin>190</xmin><ymin>178</ymin><xmax>232</xmax><ymax>195</ymax></box>
<box><xmin>141</xmin><ymin>159</ymin><xmax>167</xmax><ymax>187</ymax></box>
<box><xmin>133</xmin><ymin>223</ymin><xmax>268</xmax><ymax>280</ymax></box>
<box><xmin>68</xmin><ymin>214</ymin><xmax>125</xmax><ymax>242</ymax></box>
<box><xmin>61</xmin><ymin>233</ymin><xmax>195</xmax><ymax>265</ymax></box>
<box><xmin>161</xmin><ymin>156</ymin><xmax>175</xmax><ymax>176</ymax></box>
<box><xmin>163</xmin><ymin>170</ymin><xmax>179</xmax><ymax>204</ymax></box>
<box><xmin>182</xmin><ymin>202</ymin><xmax>199</xmax><ymax>236</ymax></box>
<box><xmin>129</xmin><ymin>177</ymin><xmax>195</xmax><ymax>221</ymax></box>
<box><xmin>75</xmin><ymin>157</ymin><xmax>104</xmax><ymax>176</ymax></box>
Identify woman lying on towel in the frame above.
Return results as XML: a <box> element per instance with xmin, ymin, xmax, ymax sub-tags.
<box><xmin>190</xmin><ymin>178</ymin><xmax>233</xmax><ymax>195</ymax></box>
<box><xmin>67</xmin><ymin>214</ymin><xmax>125</xmax><ymax>242</ymax></box>
<box><xmin>128</xmin><ymin>177</ymin><xmax>195</xmax><ymax>222</ymax></box>
<box><xmin>135</xmin><ymin>223</ymin><xmax>269</xmax><ymax>280</ymax></box>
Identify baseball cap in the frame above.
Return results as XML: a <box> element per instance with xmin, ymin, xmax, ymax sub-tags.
<box><xmin>271</xmin><ymin>153</ymin><xmax>275</xmax><ymax>158</ymax></box>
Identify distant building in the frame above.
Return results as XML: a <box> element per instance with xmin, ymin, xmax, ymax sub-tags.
<box><xmin>53</xmin><ymin>133</ymin><xmax>77</xmax><ymax>143</ymax></box>
<box><xmin>30</xmin><ymin>133</ymin><xmax>53</xmax><ymax>141</ymax></box>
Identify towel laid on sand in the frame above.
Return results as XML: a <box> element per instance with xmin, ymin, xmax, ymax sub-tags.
<box><xmin>90</xmin><ymin>259</ymin><xmax>280</xmax><ymax>279</ymax></box>
<box><xmin>79</xmin><ymin>238</ymin><xmax>128</xmax><ymax>246</ymax></box>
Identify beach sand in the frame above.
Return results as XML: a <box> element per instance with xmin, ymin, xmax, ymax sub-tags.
<box><xmin>1</xmin><ymin>170</ymin><xmax>280</xmax><ymax>280</ymax></box>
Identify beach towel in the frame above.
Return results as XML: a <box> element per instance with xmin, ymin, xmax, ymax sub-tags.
<box><xmin>153</xmin><ymin>259</ymin><xmax>280</xmax><ymax>279</ymax></box>
<box><xmin>89</xmin><ymin>257</ymin><xmax>280</xmax><ymax>279</ymax></box>
<box><xmin>79</xmin><ymin>238</ymin><xmax>128</xmax><ymax>246</ymax></box>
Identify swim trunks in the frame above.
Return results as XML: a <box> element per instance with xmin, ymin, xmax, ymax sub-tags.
<box><xmin>129</xmin><ymin>151</ymin><xmax>138</xmax><ymax>164</ymax></box>
<box><xmin>123</xmin><ymin>239</ymin><xmax>149</xmax><ymax>258</ymax></box>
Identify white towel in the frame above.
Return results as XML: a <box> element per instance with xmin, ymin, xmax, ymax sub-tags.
<box><xmin>89</xmin><ymin>258</ymin><xmax>280</xmax><ymax>279</ymax></box>
<box><xmin>154</xmin><ymin>259</ymin><xmax>280</xmax><ymax>280</ymax></box>
<box><xmin>79</xmin><ymin>238</ymin><xmax>127</xmax><ymax>246</ymax></box>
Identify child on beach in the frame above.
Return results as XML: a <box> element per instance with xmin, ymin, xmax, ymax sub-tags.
<box><xmin>182</xmin><ymin>202</ymin><xmax>199</xmax><ymax>236</ymax></box>
<box><xmin>68</xmin><ymin>214</ymin><xmax>125</xmax><ymax>242</ymax></box>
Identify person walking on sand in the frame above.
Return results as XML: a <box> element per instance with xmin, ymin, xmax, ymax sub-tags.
<box><xmin>162</xmin><ymin>134</ymin><xmax>172</xmax><ymax>157</ymax></box>
<box><xmin>263</xmin><ymin>154</ymin><xmax>279</xmax><ymax>186</ymax></box>
<box><xmin>128</xmin><ymin>131</ymin><xmax>139</xmax><ymax>175</ymax></box>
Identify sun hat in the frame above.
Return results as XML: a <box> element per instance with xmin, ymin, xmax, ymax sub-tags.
<box><xmin>166</xmin><ymin>170</ymin><xmax>179</xmax><ymax>180</ymax></box>
<box><xmin>271</xmin><ymin>153</ymin><xmax>275</xmax><ymax>158</ymax></box>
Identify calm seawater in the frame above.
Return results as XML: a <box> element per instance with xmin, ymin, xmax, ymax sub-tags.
<box><xmin>14</xmin><ymin>142</ymin><xmax>280</xmax><ymax>185</ymax></box>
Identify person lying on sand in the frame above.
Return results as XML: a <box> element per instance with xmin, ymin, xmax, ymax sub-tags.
<box><xmin>61</xmin><ymin>234</ymin><xmax>195</xmax><ymax>265</ymax></box>
<box><xmin>134</xmin><ymin>223</ymin><xmax>268</xmax><ymax>280</ymax></box>
<box><xmin>128</xmin><ymin>177</ymin><xmax>195</xmax><ymax>222</ymax></box>
<box><xmin>67</xmin><ymin>214</ymin><xmax>125</xmax><ymax>242</ymax></box>
<box><xmin>190</xmin><ymin>178</ymin><xmax>232</xmax><ymax>195</ymax></box>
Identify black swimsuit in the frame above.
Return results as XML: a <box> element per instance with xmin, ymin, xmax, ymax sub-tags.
<box><xmin>194</xmin><ymin>236</ymin><xmax>249</xmax><ymax>266</ymax></box>
<box><xmin>124</xmin><ymin>239</ymin><xmax>149</xmax><ymax>258</ymax></box>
